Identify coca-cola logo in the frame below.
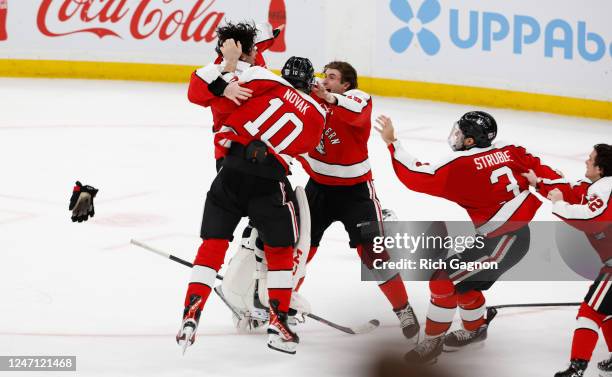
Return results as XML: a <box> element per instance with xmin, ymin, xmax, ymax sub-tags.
<box><xmin>37</xmin><ymin>0</ymin><xmax>225</xmax><ymax>42</ymax></box>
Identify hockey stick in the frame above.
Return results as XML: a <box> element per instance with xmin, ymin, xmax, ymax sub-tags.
<box><xmin>482</xmin><ymin>302</ymin><xmax>581</xmax><ymax>330</ymax></box>
<box><xmin>489</xmin><ymin>302</ymin><xmax>580</xmax><ymax>310</ymax></box>
<box><xmin>130</xmin><ymin>239</ymin><xmax>223</xmax><ymax>280</ymax></box>
<box><xmin>305</xmin><ymin>313</ymin><xmax>380</xmax><ymax>335</ymax></box>
<box><xmin>130</xmin><ymin>239</ymin><xmax>380</xmax><ymax>335</ymax></box>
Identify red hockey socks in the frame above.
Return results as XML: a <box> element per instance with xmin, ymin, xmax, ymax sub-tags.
<box><xmin>602</xmin><ymin>316</ymin><xmax>612</xmax><ymax>351</ymax></box>
<box><xmin>185</xmin><ymin>239</ymin><xmax>229</xmax><ymax>309</ymax></box>
<box><xmin>571</xmin><ymin>303</ymin><xmax>606</xmax><ymax>361</ymax></box>
<box><xmin>458</xmin><ymin>290</ymin><xmax>486</xmax><ymax>331</ymax></box>
<box><xmin>426</xmin><ymin>274</ymin><xmax>457</xmax><ymax>337</ymax></box>
<box><xmin>265</xmin><ymin>245</ymin><xmax>294</xmax><ymax>313</ymax></box>
<box><xmin>378</xmin><ymin>274</ymin><xmax>409</xmax><ymax>311</ymax></box>
<box><xmin>356</xmin><ymin>244</ymin><xmax>409</xmax><ymax>311</ymax></box>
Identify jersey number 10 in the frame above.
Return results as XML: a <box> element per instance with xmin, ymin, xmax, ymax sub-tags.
<box><xmin>244</xmin><ymin>98</ymin><xmax>304</xmax><ymax>153</ymax></box>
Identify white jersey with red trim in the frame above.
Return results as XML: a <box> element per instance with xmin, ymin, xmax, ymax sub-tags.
<box><xmin>539</xmin><ymin>176</ymin><xmax>612</xmax><ymax>263</ymax></box>
<box><xmin>388</xmin><ymin>140</ymin><xmax>562</xmax><ymax>237</ymax></box>
<box><xmin>297</xmin><ymin>89</ymin><xmax>373</xmax><ymax>186</ymax></box>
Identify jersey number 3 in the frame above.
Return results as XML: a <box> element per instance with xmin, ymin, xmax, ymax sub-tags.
<box><xmin>244</xmin><ymin>98</ymin><xmax>303</xmax><ymax>153</ymax></box>
<box><xmin>490</xmin><ymin>166</ymin><xmax>520</xmax><ymax>197</ymax></box>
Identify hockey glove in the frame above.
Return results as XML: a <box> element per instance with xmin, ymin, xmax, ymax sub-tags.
<box><xmin>69</xmin><ymin>181</ymin><xmax>98</xmax><ymax>222</ymax></box>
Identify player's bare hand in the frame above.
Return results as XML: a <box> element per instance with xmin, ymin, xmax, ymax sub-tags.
<box><xmin>374</xmin><ymin>115</ymin><xmax>397</xmax><ymax>145</ymax></box>
<box><xmin>311</xmin><ymin>81</ymin><xmax>335</xmax><ymax>104</ymax></box>
<box><xmin>547</xmin><ymin>188</ymin><xmax>564</xmax><ymax>203</ymax></box>
<box><xmin>223</xmin><ymin>81</ymin><xmax>253</xmax><ymax>106</ymax></box>
<box><xmin>521</xmin><ymin>169</ymin><xmax>539</xmax><ymax>187</ymax></box>
<box><xmin>220</xmin><ymin>39</ymin><xmax>242</xmax><ymax>63</ymax></box>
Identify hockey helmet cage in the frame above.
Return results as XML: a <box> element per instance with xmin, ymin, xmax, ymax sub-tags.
<box><xmin>281</xmin><ymin>56</ymin><xmax>315</xmax><ymax>92</ymax></box>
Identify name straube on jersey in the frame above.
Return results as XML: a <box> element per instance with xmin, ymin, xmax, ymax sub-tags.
<box><xmin>283</xmin><ymin>89</ymin><xmax>310</xmax><ymax>115</ymax></box>
<box><xmin>474</xmin><ymin>150</ymin><xmax>513</xmax><ymax>170</ymax></box>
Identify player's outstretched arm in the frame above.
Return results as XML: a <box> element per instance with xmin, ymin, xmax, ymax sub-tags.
<box><xmin>551</xmin><ymin>185</ymin><xmax>611</xmax><ymax>234</ymax></box>
<box><xmin>376</xmin><ymin>115</ymin><xmax>449</xmax><ymax>198</ymax></box>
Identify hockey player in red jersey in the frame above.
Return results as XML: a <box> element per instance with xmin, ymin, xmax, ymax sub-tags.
<box><xmin>296</xmin><ymin>61</ymin><xmax>419</xmax><ymax>344</ymax></box>
<box><xmin>177</xmin><ymin>55</ymin><xmax>325</xmax><ymax>355</ymax></box>
<box><xmin>187</xmin><ymin>21</ymin><xmax>283</xmax><ymax>170</ymax></box>
<box><xmin>522</xmin><ymin>144</ymin><xmax>612</xmax><ymax>377</ymax></box>
<box><xmin>375</xmin><ymin>111</ymin><xmax>563</xmax><ymax>363</ymax></box>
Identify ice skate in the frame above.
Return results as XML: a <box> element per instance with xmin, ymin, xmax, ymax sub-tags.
<box><xmin>267</xmin><ymin>299</ymin><xmax>299</xmax><ymax>355</ymax></box>
<box><xmin>394</xmin><ymin>304</ymin><xmax>420</xmax><ymax>347</ymax></box>
<box><xmin>554</xmin><ymin>359</ymin><xmax>588</xmax><ymax>377</ymax></box>
<box><xmin>598</xmin><ymin>354</ymin><xmax>612</xmax><ymax>377</ymax></box>
<box><xmin>443</xmin><ymin>323</ymin><xmax>488</xmax><ymax>352</ymax></box>
<box><xmin>404</xmin><ymin>335</ymin><xmax>444</xmax><ymax>365</ymax></box>
<box><xmin>176</xmin><ymin>295</ymin><xmax>203</xmax><ymax>355</ymax></box>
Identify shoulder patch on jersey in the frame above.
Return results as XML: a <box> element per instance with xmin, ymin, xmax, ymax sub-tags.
<box><xmin>332</xmin><ymin>89</ymin><xmax>371</xmax><ymax>113</ymax></box>
<box><xmin>344</xmin><ymin>89</ymin><xmax>371</xmax><ymax>101</ymax></box>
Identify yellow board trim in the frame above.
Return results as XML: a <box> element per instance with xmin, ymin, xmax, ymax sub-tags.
<box><xmin>1</xmin><ymin>59</ymin><xmax>611</xmax><ymax>120</ymax></box>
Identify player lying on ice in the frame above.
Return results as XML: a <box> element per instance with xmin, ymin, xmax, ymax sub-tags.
<box><xmin>177</xmin><ymin>35</ymin><xmax>326</xmax><ymax>353</ymax></box>
<box><xmin>522</xmin><ymin>144</ymin><xmax>612</xmax><ymax>377</ymax></box>
<box><xmin>375</xmin><ymin>111</ymin><xmax>563</xmax><ymax>364</ymax></box>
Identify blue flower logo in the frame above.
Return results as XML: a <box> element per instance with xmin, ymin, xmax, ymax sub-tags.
<box><xmin>390</xmin><ymin>0</ymin><xmax>441</xmax><ymax>56</ymax></box>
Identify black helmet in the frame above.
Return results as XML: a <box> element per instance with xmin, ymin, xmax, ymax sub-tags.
<box><xmin>457</xmin><ymin>111</ymin><xmax>497</xmax><ymax>148</ymax></box>
<box><xmin>281</xmin><ymin>56</ymin><xmax>314</xmax><ymax>92</ymax></box>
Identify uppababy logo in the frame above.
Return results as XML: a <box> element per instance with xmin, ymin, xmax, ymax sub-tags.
<box><xmin>390</xmin><ymin>0</ymin><xmax>441</xmax><ymax>56</ymax></box>
<box><xmin>388</xmin><ymin>0</ymin><xmax>612</xmax><ymax>62</ymax></box>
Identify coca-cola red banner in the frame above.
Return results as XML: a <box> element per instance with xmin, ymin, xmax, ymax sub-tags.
<box><xmin>0</xmin><ymin>0</ymin><xmax>324</xmax><ymax>69</ymax></box>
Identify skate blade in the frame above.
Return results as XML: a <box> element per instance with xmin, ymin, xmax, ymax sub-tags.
<box><xmin>405</xmin><ymin>335</ymin><xmax>420</xmax><ymax>352</ymax></box>
<box><xmin>443</xmin><ymin>341</ymin><xmax>485</xmax><ymax>353</ymax></box>
<box><xmin>599</xmin><ymin>371</ymin><xmax>612</xmax><ymax>377</ymax></box>
<box><xmin>267</xmin><ymin>343</ymin><xmax>297</xmax><ymax>355</ymax></box>
<box><xmin>180</xmin><ymin>327</ymin><xmax>194</xmax><ymax>356</ymax></box>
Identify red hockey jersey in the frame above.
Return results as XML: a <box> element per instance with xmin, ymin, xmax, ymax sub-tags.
<box><xmin>187</xmin><ymin>23</ymin><xmax>281</xmax><ymax>160</ymax></box>
<box><xmin>297</xmin><ymin>89</ymin><xmax>373</xmax><ymax>186</ymax></box>
<box><xmin>211</xmin><ymin>66</ymin><xmax>326</xmax><ymax>170</ymax></box>
<box><xmin>188</xmin><ymin>60</ymin><xmax>253</xmax><ymax>160</ymax></box>
<box><xmin>537</xmin><ymin>176</ymin><xmax>612</xmax><ymax>264</ymax></box>
<box><xmin>388</xmin><ymin>141</ymin><xmax>562</xmax><ymax>238</ymax></box>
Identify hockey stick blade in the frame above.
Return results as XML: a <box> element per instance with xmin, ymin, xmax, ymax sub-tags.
<box><xmin>305</xmin><ymin>313</ymin><xmax>380</xmax><ymax>335</ymax></box>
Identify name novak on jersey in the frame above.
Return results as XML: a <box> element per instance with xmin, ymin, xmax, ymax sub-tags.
<box><xmin>283</xmin><ymin>89</ymin><xmax>310</xmax><ymax>115</ymax></box>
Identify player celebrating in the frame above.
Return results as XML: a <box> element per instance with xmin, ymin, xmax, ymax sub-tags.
<box><xmin>177</xmin><ymin>55</ymin><xmax>325</xmax><ymax>355</ymax></box>
<box><xmin>375</xmin><ymin>111</ymin><xmax>562</xmax><ymax>363</ymax></box>
<box><xmin>522</xmin><ymin>144</ymin><xmax>611</xmax><ymax>377</ymax></box>
<box><xmin>188</xmin><ymin>21</ymin><xmax>282</xmax><ymax>170</ymax></box>
<box><xmin>296</xmin><ymin>61</ymin><xmax>419</xmax><ymax>344</ymax></box>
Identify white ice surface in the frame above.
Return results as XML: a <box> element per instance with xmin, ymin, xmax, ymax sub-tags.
<box><xmin>0</xmin><ymin>78</ymin><xmax>611</xmax><ymax>376</ymax></box>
